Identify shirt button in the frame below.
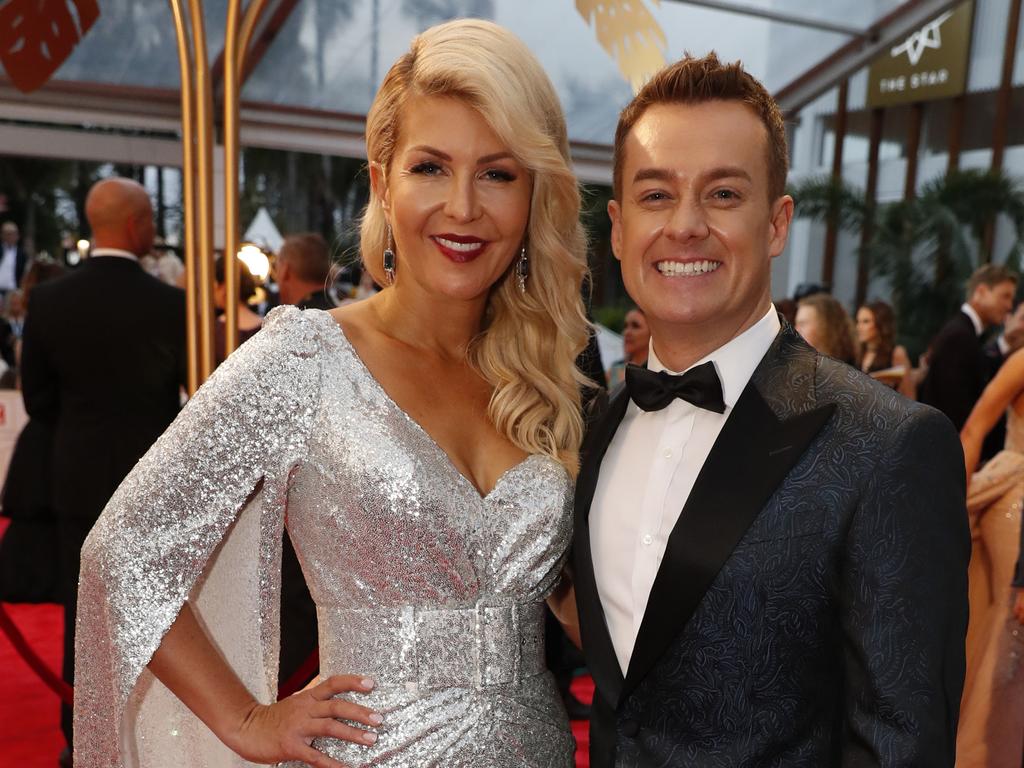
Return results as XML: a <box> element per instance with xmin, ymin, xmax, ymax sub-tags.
<box><xmin>641</xmin><ymin>534</ymin><xmax>653</xmax><ymax>546</ymax></box>
<box><xmin>662</xmin><ymin>449</ymin><xmax>673</xmax><ymax>459</ymax></box>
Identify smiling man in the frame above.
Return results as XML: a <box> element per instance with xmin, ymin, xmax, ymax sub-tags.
<box><xmin>572</xmin><ymin>54</ymin><xmax>970</xmax><ymax>767</ymax></box>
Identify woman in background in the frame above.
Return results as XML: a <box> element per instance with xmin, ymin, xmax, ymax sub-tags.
<box><xmin>212</xmin><ymin>256</ymin><xmax>263</xmax><ymax>366</ymax></box>
<box><xmin>606</xmin><ymin>306</ymin><xmax>649</xmax><ymax>387</ymax></box>
<box><xmin>855</xmin><ymin>300</ymin><xmax>915</xmax><ymax>398</ymax></box>
<box><xmin>958</xmin><ymin>350</ymin><xmax>1024</xmax><ymax>767</ymax></box>
<box><xmin>794</xmin><ymin>292</ymin><xmax>856</xmax><ymax>365</ymax></box>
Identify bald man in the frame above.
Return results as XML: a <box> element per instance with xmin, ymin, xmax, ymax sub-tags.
<box><xmin>20</xmin><ymin>177</ymin><xmax>186</xmax><ymax>757</ymax></box>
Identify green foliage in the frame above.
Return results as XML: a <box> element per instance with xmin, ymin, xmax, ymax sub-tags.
<box><xmin>594</xmin><ymin>303</ymin><xmax>629</xmax><ymax>333</ymax></box>
<box><xmin>788</xmin><ymin>175</ymin><xmax>868</xmax><ymax>232</ymax></box>
<box><xmin>790</xmin><ymin>169</ymin><xmax>1024</xmax><ymax>357</ymax></box>
<box><xmin>0</xmin><ymin>157</ymin><xmax>107</xmax><ymax>257</ymax></box>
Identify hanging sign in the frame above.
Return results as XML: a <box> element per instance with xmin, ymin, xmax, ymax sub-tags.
<box><xmin>867</xmin><ymin>1</ymin><xmax>974</xmax><ymax>108</ymax></box>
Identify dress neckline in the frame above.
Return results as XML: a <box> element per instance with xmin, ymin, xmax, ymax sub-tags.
<box><xmin>313</xmin><ymin>309</ymin><xmax>551</xmax><ymax>500</ymax></box>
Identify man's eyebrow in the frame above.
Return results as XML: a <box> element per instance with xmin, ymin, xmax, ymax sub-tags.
<box><xmin>632</xmin><ymin>168</ymin><xmax>675</xmax><ymax>185</ymax></box>
<box><xmin>702</xmin><ymin>166</ymin><xmax>753</xmax><ymax>184</ymax></box>
<box><xmin>631</xmin><ymin>166</ymin><xmax>754</xmax><ymax>185</ymax></box>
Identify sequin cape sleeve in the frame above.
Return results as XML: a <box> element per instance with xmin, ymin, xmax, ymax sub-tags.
<box><xmin>74</xmin><ymin>305</ymin><xmax>323</xmax><ymax>768</ymax></box>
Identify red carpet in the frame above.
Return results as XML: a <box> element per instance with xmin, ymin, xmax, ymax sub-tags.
<box><xmin>0</xmin><ymin>517</ymin><xmax>67</xmax><ymax>767</ymax></box>
<box><xmin>571</xmin><ymin>673</ymin><xmax>595</xmax><ymax>767</ymax></box>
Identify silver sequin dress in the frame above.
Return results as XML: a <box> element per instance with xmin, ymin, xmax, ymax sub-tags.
<box><xmin>74</xmin><ymin>306</ymin><xmax>576</xmax><ymax>768</ymax></box>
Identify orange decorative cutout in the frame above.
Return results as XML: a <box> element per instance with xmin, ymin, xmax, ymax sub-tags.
<box><xmin>0</xmin><ymin>0</ymin><xmax>99</xmax><ymax>93</ymax></box>
<box><xmin>576</xmin><ymin>0</ymin><xmax>667</xmax><ymax>93</ymax></box>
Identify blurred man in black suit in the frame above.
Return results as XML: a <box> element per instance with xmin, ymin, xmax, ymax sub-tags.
<box><xmin>0</xmin><ymin>221</ymin><xmax>29</xmax><ymax>294</ymax></box>
<box><xmin>20</xmin><ymin>177</ymin><xmax>186</xmax><ymax>757</ymax></box>
<box><xmin>276</xmin><ymin>232</ymin><xmax>335</xmax><ymax>311</ymax></box>
<box><xmin>919</xmin><ymin>264</ymin><xmax>1017</xmax><ymax>456</ymax></box>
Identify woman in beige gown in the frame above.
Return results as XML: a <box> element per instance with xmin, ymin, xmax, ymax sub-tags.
<box><xmin>958</xmin><ymin>348</ymin><xmax>1024</xmax><ymax>767</ymax></box>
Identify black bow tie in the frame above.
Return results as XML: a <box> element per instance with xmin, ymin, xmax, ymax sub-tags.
<box><xmin>625</xmin><ymin>361</ymin><xmax>726</xmax><ymax>414</ymax></box>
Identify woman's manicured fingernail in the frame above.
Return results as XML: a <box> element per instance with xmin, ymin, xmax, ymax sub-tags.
<box><xmin>369</xmin><ymin>713</ymin><xmax>384</xmax><ymax>725</ymax></box>
<box><xmin>361</xmin><ymin>677</ymin><xmax>375</xmax><ymax>689</ymax></box>
<box><xmin>363</xmin><ymin>731</ymin><xmax>378</xmax><ymax>745</ymax></box>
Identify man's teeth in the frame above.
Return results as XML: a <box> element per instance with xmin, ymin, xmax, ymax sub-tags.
<box><xmin>656</xmin><ymin>260</ymin><xmax>721</xmax><ymax>276</ymax></box>
<box><xmin>436</xmin><ymin>237</ymin><xmax>483</xmax><ymax>253</ymax></box>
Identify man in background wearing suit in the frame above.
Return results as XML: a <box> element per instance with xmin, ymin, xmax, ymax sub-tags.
<box><xmin>276</xmin><ymin>232</ymin><xmax>336</xmax><ymax>311</ymax></box>
<box><xmin>0</xmin><ymin>221</ymin><xmax>29</xmax><ymax>294</ymax></box>
<box><xmin>21</xmin><ymin>177</ymin><xmax>186</xmax><ymax>759</ymax></box>
<box><xmin>919</xmin><ymin>264</ymin><xmax>1017</xmax><ymax>458</ymax></box>
<box><xmin>573</xmin><ymin>54</ymin><xmax>969</xmax><ymax>766</ymax></box>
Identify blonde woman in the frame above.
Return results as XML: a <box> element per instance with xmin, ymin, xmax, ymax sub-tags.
<box><xmin>75</xmin><ymin>20</ymin><xmax>589</xmax><ymax>768</ymax></box>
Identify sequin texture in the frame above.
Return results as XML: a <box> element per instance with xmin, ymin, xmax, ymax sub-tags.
<box><xmin>74</xmin><ymin>306</ymin><xmax>575</xmax><ymax>767</ymax></box>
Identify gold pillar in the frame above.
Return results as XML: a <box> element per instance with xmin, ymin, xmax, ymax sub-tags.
<box><xmin>168</xmin><ymin>0</ymin><xmax>200</xmax><ymax>394</ymax></box>
<box><xmin>223</xmin><ymin>0</ymin><xmax>271</xmax><ymax>356</ymax></box>
<box><xmin>172</xmin><ymin>1</ymin><xmax>271</xmax><ymax>387</ymax></box>
<box><xmin>188</xmin><ymin>0</ymin><xmax>217</xmax><ymax>383</ymax></box>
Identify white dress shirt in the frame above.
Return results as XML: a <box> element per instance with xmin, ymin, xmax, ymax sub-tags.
<box><xmin>90</xmin><ymin>247</ymin><xmax>139</xmax><ymax>261</ymax></box>
<box><xmin>960</xmin><ymin>302</ymin><xmax>983</xmax><ymax>337</ymax></box>
<box><xmin>590</xmin><ymin>305</ymin><xmax>782</xmax><ymax>674</ymax></box>
<box><xmin>0</xmin><ymin>243</ymin><xmax>18</xmax><ymax>291</ymax></box>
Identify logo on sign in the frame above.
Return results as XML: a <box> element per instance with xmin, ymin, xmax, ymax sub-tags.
<box><xmin>891</xmin><ymin>10</ymin><xmax>955</xmax><ymax>66</ymax></box>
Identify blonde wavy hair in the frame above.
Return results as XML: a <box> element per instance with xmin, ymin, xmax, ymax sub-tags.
<box><xmin>360</xmin><ymin>19</ymin><xmax>590</xmax><ymax>475</ymax></box>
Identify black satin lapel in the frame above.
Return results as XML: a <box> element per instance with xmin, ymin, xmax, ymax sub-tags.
<box><xmin>573</xmin><ymin>387</ymin><xmax>630</xmax><ymax>704</ymax></box>
<box><xmin>622</xmin><ymin>385</ymin><xmax>836</xmax><ymax>696</ymax></box>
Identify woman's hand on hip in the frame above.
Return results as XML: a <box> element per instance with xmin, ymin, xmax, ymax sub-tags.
<box><xmin>226</xmin><ymin>675</ymin><xmax>382</xmax><ymax>768</ymax></box>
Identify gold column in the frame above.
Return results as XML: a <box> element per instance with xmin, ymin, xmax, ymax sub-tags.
<box><xmin>187</xmin><ymin>0</ymin><xmax>217</xmax><ymax>383</ymax></box>
<box><xmin>223</xmin><ymin>0</ymin><xmax>243</xmax><ymax>354</ymax></box>
<box><xmin>168</xmin><ymin>0</ymin><xmax>200</xmax><ymax>394</ymax></box>
<box><xmin>223</xmin><ymin>0</ymin><xmax>270</xmax><ymax>356</ymax></box>
<box><xmin>172</xmin><ymin>0</ymin><xmax>271</xmax><ymax>387</ymax></box>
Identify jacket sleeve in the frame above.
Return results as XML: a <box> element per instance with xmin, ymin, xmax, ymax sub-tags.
<box><xmin>19</xmin><ymin>285</ymin><xmax>59</xmax><ymax>420</ymax></box>
<box><xmin>840</xmin><ymin>405</ymin><xmax>970</xmax><ymax>767</ymax></box>
<box><xmin>73</xmin><ymin>306</ymin><xmax>323</xmax><ymax>768</ymax></box>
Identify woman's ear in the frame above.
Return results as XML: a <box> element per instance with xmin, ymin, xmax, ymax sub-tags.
<box><xmin>369</xmin><ymin>161</ymin><xmax>390</xmax><ymax>211</ymax></box>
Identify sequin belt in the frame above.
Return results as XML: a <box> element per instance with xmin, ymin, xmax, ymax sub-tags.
<box><xmin>318</xmin><ymin>602</ymin><xmax>546</xmax><ymax>691</ymax></box>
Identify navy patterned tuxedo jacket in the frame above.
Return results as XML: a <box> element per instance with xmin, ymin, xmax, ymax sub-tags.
<box><xmin>573</xmin><ymin>323</ymin><xmax>970</xmax><ymax>768</ymax></box>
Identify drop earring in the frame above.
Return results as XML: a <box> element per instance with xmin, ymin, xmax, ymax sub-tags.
<box><xmin>383</xmin><ymin>225</ymin><xmax>396</xmax><ymax>285</ymax></box>
<box><xmin>516</xmin><ymin>245</ymin><xmax>529</xmax><ymax>293</ymax></box>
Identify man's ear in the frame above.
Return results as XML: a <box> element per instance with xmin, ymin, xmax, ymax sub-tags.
<box><xmin>608</xmin><ymin>198</ymin><xmax>623</xmax><ymax>263</ymax></box>
<box><xmin>767</xmin><ymin>194</ymin><xmax>794</xmax><ymax>259</ymax></box>
<box><xmin>276</xmin><ymin>259</ymin><xmax>291</xmax><ymax>283</ymax></box>
<box><xmin>369</xmin><ymin>161</ymin><xmax>389</xmax><ymax>211</ymax></box>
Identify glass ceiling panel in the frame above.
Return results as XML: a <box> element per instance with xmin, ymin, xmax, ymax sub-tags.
<box><xmin>17</xmin><ymin>0</ymin><xmax>915</xmax><ymax>145</ymax></box>
<box><xmin>39</xmin><ymin>0</ymin><xmax>231</xmax><ymax>89</ymax></box>
<box><xmin>243</xmin><ymin>0</ymin><xmax>885</xmax><ymax>144</ymax></box>
<box><xmin>709</xmin><ymin>0</ymin><xmax>908</xmax><ymax>30</ymax></box>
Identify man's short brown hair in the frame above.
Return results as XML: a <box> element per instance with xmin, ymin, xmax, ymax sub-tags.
<box><xmin>967</xmin><ymin>263</ymin><xmax>1018</xmax><ymax>297</ymax></box>
<box><xmin>612</xmin><ymin>52</ymin><xmax>789</xmax><ymax>201</ymax></box>
<box><xmin>278</xmin><ymin>232</ymin><xmax>331</xmax><ymax>284</ymax></box>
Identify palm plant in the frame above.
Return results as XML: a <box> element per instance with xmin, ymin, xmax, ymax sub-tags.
<box><xmin>789</xmin><ymin>169</ymin><xmax>1024</xmax><ymax>357</ymax></box>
